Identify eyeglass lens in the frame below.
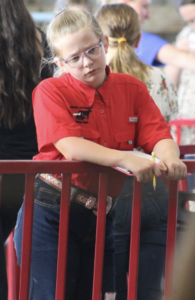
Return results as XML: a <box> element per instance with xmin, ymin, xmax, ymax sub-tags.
<box><xmin>68</xmin><ymin>44</ymin><xmax>102</xmax><ymax>68</ymax></box>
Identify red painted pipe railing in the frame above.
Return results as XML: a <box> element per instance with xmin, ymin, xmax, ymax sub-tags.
<box><xmin>1</xmin><ymin>159</ymin><xmax>195</xmax><ymax>300</ymax></box>
<box><xmin>169</xmin><ymin>119</ymin><xmax>195</xmax><ymax>145</ymax></box>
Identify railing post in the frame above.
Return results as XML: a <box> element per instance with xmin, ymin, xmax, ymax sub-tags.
<box><xmin>19</xmin><ymin>173</ymin><xmax>35</xmax><ymax>300</ymax></box>
<box><xmin>127</xmin><ymin>178</ymin><xmax>142</xmax><ymax>300</ymax></box>
<box><xmin>55</xmin><ymin>174</ymin><xmax>71</xmax><ymax>300</ymax></box>
<box><xmin>164</xmin><ymin>180</ymin><xmax>178</xmax><ymax>300</ymax></box>
<box><xmin>92</xmin><ymin>173</ymin><xmax>108</xmax><ymax>300</ymax></box>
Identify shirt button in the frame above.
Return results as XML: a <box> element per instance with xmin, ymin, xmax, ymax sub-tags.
<box><xmin>95</xmin><ymin>91</ymin><xmax>99</xmax><ymax>95</ymax></box>
<box><xmin>100</xmin><ymin>109</ymin><xmax>104</xmax><ymax>113</ymax></box>
<box><xmin>104</xmin><ymin>142</ymin><xmax>107</xmax><ymax>146</ymax></box>
<box><xmin>106</xmin><ymin>99</ymin><xmax>109</xmax><ymax>103</ymax></box>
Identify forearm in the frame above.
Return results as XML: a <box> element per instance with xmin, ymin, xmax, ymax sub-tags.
<box><xmin>54</xmin><ymin>136</ymin><xmax>127</xmax><ymax>168</ymax></box>
<box><xmin>153</xmin><ymin>139</ymin><xmax>180</xmax><ymax>160</ymax></box>
<box><xmin>157</xmin><ymin>44</ymin><xmax>195</xmax><ymax>71</ymax></box>
<box><xmin>54</xmin><ymin>137</ymin><xmax>186</xmax><ymax>181</ymax></box>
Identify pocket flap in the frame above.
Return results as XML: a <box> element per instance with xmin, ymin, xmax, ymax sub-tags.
<box><xmin>114</xmin><ymin>131</ymin><xmax>133</xmax><ymax>142</ymax></box>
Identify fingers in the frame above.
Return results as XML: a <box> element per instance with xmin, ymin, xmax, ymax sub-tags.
<box><xmin>166</xmin><ymin>161</ymin><xmax>187</xmax><ymax>180</ymax></box>
<box><xmin>136</xmin><ymin>164</ymin><xmax>161</xmax><ymax>183</ymax></box>
<box><xmin>158</xmin><ymin>160</ymin><xmax>168</xmax><ymax>173</ymax></box>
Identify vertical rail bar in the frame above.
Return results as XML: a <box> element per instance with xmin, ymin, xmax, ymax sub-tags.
<box><xmin>164</xmin><ymin>180</ymin><xmax>178</xmax><ymax>300</ymax></box>
<box><xmin>14</xmin><ymin>242</ymin><xmax>21</xmax><ymax>300</ymax></box>
<box><xmin>55</xmin><ymin>174</ymin><xmax>71</xmax><ymax>300</ymax></box>
<box><xmin>127</xmin><ymin>179</ymin><xmax>142</xmax><ymax>300</ymax></box>
<box><xmin>92</xmin><ymin>173</ymin><xmax>108</xmax><ymax>300</ymax></box>
<box><xmin>178</xmin><ymin>178</ymin><xmax>188</xmax><ymax>191</ymax></box>
<box><xmin>7</xmin><ymin>233</ymin><xmax>16</xmax><ymax>300</ymax></box>
<box><xmin>177</xmin><ymin>127</ymin><xmax>181</xmax><ymax>145</ymax></box>
<box><xmin>7</xmin><ymin>231</ymin><xmax>20</xmax><ymax>300</ymax></box>
<box><xmin>19</xmin><ymin>173</ymin><xmax>35</xmax><ymax>300</ymax></box>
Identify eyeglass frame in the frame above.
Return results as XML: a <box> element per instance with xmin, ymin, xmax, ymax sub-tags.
<box><xmin>59</xmin><ymin>41</ymin><xmax>103</xmax><ymax>68</ymax></box>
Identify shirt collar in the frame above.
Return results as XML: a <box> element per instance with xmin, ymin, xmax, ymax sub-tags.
<box><xmin>66</xmin><ymin>66</ymin><xmax>112</xmax><ymax>107</ymax></box>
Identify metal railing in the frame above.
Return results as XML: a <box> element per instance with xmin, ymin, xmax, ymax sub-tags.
<box><xmin>1</xmin><ymin>159</ymin><xmax>195</xmax><ymax>300</ymax></box>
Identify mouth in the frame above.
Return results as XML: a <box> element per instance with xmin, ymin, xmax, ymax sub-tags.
<box><xmin>87</xmin><ymin>69</ymin><xmax>97</xmax><ymax>75</ymax></box>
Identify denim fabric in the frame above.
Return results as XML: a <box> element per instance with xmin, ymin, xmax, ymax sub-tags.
<box><xmin>14</xmin><ymin>178</ymin><xmax>115</xmax><ymax>300</ymax></box>
<box><xmin>113</xmin><ymin>176</ymin><xmax>169</xmax><ymax>300</ymax></box>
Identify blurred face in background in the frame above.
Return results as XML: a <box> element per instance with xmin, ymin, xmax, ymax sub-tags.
<box><xmin>179</xmin><ymin>4</ymin><xmax>195</xmax><ymax>31</ymax></box>
<box><xmin>127</xmin><ymin>0</ymin><xmax>151</xmax><ymax>24</ymax></box>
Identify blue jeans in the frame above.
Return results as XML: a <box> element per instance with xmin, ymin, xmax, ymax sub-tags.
<box><xmin>113</xmin><ymin>176</ymin><xmax>169</xmax><ymax>300</ymax></box>
<box><xmin>14</xmin><ymin>178</ymin><xmax>115</xmax><ymax>300</ymax></box>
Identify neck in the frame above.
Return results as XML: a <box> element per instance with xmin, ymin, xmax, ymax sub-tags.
<box><xmin>107</xmin><ymin>47</ymin><xmax>117</xmax><ymax>65</ymax></box>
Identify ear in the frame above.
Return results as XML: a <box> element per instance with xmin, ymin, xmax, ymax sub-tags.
<box><xmin>54</xmin><ymin>57</ymin><xmax>67</xmax><ymax>71</ymax></box>
<box><xmin>135</xmin><ymin>33</ymin><xmax>142</xmax><ymax>48</ymax></box>
<box><xmin>102</xmin><ymin>35</ymin><xmax>109</xmax><ymax>54</ymax></box>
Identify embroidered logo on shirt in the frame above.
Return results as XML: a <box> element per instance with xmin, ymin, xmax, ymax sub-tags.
<box><xmin>71</xmin><ymin>106</ymin><xmax>92</xmax><ymax>124</ymax></box>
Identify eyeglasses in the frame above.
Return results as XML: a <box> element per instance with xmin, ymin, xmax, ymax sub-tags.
<box><xmin>60</xmin><ymin>41</ymin><xmax>103</xmax><ymax>68</ymax></box>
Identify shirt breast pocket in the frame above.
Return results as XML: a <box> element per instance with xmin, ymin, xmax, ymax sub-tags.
<box><xmin>114</xmin><ymin>128</ymin><xmax>135</xmax><ymax>150</ymax></box>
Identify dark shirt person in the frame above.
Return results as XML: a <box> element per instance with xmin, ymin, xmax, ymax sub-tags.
<box><xmin>0</xmin><ymin>0</ymin><xmax>53</xmax><ymax>299</ymax></box>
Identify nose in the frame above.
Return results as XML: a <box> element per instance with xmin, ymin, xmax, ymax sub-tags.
<box><xmin>82</xmin><ymin>54</ymin><xmax>93</xmax><ymax>67</ymax></box>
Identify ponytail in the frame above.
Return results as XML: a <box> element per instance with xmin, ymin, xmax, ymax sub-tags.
<box><xmin>108</xmin><ymin>38</ymin><xmax>150</xmax><ymax>84</ymax></box>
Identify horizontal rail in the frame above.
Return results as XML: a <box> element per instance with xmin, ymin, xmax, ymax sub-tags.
<box><xmin>0</xmin><ymin>160</ymin><xmax>118</xmax><ymax>175</ymax></box>
<box><xmin>182</xmin><ymin>160</ymin><xmax>195</xmax><ymax>172</ymax></box>
<box><xmin>2</xmin><ymin>159</ymin><xmax>195</xmax><ymax>300</ymax></box>
<box><xmin>169</xmin><ymin>119</ymin><xmax>195</xmax><ymax>126</ymax></box>
<box><xmin>0</xmin><ymin>159</ymin><xmax>194</xmax><ymax>174</ymax></box>
<box><xmin>179</xmin><ymin>145</ymin><xmax>195</xmax><ymax>157</ymax></box>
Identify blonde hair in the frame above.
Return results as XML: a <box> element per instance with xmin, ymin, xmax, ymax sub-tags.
<box><xmin>96</xmin><ymin>3</ymin><xmax>150</xmax><ymax>84</ymax></box>
<box><xmin>47</xmin><ymin>7</ymin><xmax>103</xmax><ymax>58</ymax></box>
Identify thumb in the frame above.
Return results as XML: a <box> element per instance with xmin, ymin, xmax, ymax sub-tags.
<box><xmin>158</xmin><ymin>161</ymin><xmax>167</xmax><ymax>172</ymax></box>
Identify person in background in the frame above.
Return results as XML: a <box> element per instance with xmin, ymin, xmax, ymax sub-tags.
<box><xmin>164</xmin><ymin>0</ymin><xmax>195</xmax><ymax>145</ymax></box>
<box><xmin>54</xmin><ymin>0</ymin><xmax>97</xmax><ymax>12</ymax></box>
<box><xmin>0</xmin><ymin>0</ymin><xmax>53</xmax><ymax>299</ymax></box>
<box><xmin>96</xmin><ymin>3</ymin><xmax>178</xmax><ymax>300</ymax></box>
<box><xmin>13</xmin><ymin>7</ymin><xmax>187</xmax><ymax>300</ymax></box>
<box><xmin>164</xmin><ymin>0</ymin><xmax>195</xmax><ymax>198</ymax></box>
<box><xmin>102</xmin><ymin>0</ymin><xmax>195</xmax><ymax>75</ymax></box>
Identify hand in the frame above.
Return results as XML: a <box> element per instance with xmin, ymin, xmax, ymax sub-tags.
<box><xmin>176</xmin><ymin>38</ymin><xmax>195</xmax><ymax>53</ymax></box>
<box><xmin>123</xmin><ymin>154</ymin><xmax>161</xmax><ymax>183</ymax></box>
<box><xmin>159</xmin><ymin>156</ymin><xmax>187</xmax><ymax>180</ymax></box>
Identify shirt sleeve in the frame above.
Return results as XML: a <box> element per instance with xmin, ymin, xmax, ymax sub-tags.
<box><xmin>146</xmin><ymin>67</ymin><xmax>178</xmax><ymax>122</ymax></box>
<box><xmin>32</xmin><ymin>80</ymin><xmax>82</xmax><ymax>152</ymax></box>
<box><xmin>135</xmin><ymin>32</ymin><xmax>169</xmax><ymax>67</ymax></box>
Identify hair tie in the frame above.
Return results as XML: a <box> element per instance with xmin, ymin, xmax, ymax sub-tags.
<box><xmin>118</xmin><ymin>37</ymin><xmax>127</xmax><ymax>44</ymax></box>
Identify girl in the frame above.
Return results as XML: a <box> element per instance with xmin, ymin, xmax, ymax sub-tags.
<box><xmin>14</xmin><ymin>7</ymin><xmax>186</xmax><ymax>300</ymax></box>
<box><xmin>96</xmin><ymin>4</ymin><xmax>179</xmax><ymax>300</ymax></box>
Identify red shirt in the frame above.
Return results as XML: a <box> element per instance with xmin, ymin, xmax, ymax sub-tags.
<box><xmin>33</xmin><ymin>66</ymin><xmax>172</xmax><ymax>196</ymax></box>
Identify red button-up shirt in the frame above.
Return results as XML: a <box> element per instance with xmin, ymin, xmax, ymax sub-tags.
<box><xmin>33</xmin><ymin>67</ymin><xmax>172</xmax><ymax>196</ymax></box>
